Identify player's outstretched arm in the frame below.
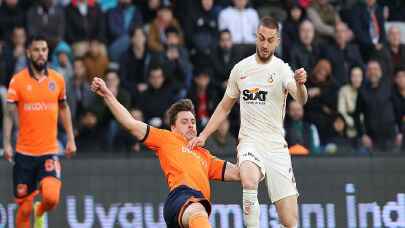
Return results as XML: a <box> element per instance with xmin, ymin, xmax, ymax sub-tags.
<box><xmin>91</xmin><ymin>77</ymin><xmax>148</xmax><ymax>140</ymax></box>
<box><xmin>223</xmin><ymin>162</ymin><xmax>240</xmax><ymax>181</ymax></box>
<box><xmin>188</xmin><ymin>95</ymin><xmax>237</xmax><ymax>148</ymax></box>
<box><xmin>287</xmin><ymin>67</ymin><xmax>308</xmax><ymax>105</ymax></box>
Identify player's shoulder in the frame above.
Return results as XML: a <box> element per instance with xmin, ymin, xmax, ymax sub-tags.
<box><xmin>9</xmin><ymin>68</ymin><xmax>30</xmax><ymax>86</ymax></box>
<box><xmin>235</xmin><ymin>54</ymin><xmax>256</xmax><ymax>69</ymax></box>
<box><xmin>48</xmin><ymin>68</ymin><xmax>65</xmax><ymax>82</ymax></box>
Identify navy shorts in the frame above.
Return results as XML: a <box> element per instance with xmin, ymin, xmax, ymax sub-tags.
<box><xmin>13</xmin><ymin>153</ymin><xmax>61</xmax><ymax>199</ymax></box>
<box><xmin>163</xmin><ymin>185</ymin><xmax>211</xmax><ymax>228</ymax></box>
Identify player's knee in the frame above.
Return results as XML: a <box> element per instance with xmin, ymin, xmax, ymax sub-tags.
<box><xmin>43</xmin><ymin>193</ymin><xmax>59</xmax><ymax>209</ymax></box>
<box><xmin>279</xmin><ymin>213</ymin><xmax>298</xmax><ymax>228</ymax></box>
<box><xmin>241</xmin><ymin>177</ymin><xmax>259</xmax><ymax>190</ymax></box>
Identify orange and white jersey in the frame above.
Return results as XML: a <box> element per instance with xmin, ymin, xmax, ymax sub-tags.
<box><xmin>226</xmin><ymin>54</ymin><xmax>295</xmax><ymax>150</ymax></box>
<box><xmin>7</xmin><ymin>67</ymin><xmax>66</xmax><ymax>156</ymax></box>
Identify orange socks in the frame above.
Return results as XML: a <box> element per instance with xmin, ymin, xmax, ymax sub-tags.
<box><xmin>188</xmin><ymin>212</ymin><xmax>211</xmax><ymax>228</ymax></box>
<box><xmin>16</xmin><ymin>199</ymin><xmax>33</xmax><ymax>228</ymax></box>
<box><xmin>36</xmin><ymin>177</ymin><xmax>61</xmax><ymax>217</ymax></box>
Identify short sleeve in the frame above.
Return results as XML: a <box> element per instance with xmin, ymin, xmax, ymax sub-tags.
<box><xmin>282</xmin><ymin>63</ymin><xmax>295</xmax><ymax>90</ymax></box>
<box><xmin>225</xmin><ymin>65</ymin><xmax>241</xmax><ymax>99</ymax></box>
<box><xmin>7</xmin><ymin>78</ymin><xmax>19</xmax><ymax>103</ymax></box>
<box><xmin>207</xmin><ymin>152</ymin><xmax>226</xmax><ymax>181</ymax></box>
<box><xmin>58</xmin><ymin>77</ymin><xmax>66</xmax><ymax>101</ymax></box>
<box><xmin>143</xmin><ymin>127</ymin><xmax>171</xmax><ymax>150</ymax></box>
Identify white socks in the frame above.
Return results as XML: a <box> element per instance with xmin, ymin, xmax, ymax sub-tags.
<box><xmin>242</xmin><ymin>189</ymin><xmax>260</xmax><ymax>228</ymax></box>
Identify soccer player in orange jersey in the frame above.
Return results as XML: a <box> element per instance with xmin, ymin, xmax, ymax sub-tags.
<box><xmin>91</xmin><ymin>77</ymin><xmax>240</xmax><ymax>228</ymax></box>
<box><xmin>3</xmin><ymin>35</ymin><xmax>77</xmax><ymax>228</ymax></box>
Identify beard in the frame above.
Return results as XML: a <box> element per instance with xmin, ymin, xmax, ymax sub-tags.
<box><xmin>30</xmin><ymin>58</ymin><xmax>47</xmax><ymax>72</ymax></box>
<box><xmin>256</xmin><ymin>47</ymin><xmax>273</xmax><ymax>63</ymax></box>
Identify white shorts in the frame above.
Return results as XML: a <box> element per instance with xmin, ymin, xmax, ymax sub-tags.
<box><xmin>237</xmin><ymin>143</ymin><xmax>299</xmax><ymax>203</ymax></box>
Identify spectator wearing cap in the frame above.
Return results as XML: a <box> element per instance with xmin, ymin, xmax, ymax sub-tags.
<box><xmin>51</xmin><ymin>41</ymin><xmax>74</xmax><ymax>81</ymax></box>
<box><xmin>106</xmin><ymin>0</ymin><xmax>143</xmax><ymax>62</ymax></box>
<box><xmin>324</xmin><ymin>22</ymin><xmax>364</xmax><ymax>87</ymax></box>
<box><xmin>147</xmin><ymin>5</ymin><xmax>183</xmax><ymax>52</ymax></box>
<box><xmin>187</xmin><ymin>68</ymin><xmax>221</xmax><ymax>130</ymax></box>
<box><xmin>354</xmin><ymin>60</ymin><xmax>401</xmax><ymax>153</ymax></box>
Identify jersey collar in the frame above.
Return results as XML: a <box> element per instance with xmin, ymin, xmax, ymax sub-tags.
<box><xmin>28</xmin><ymin>64</ymin><xmax>49</xmax><ymax>80</ymax></box>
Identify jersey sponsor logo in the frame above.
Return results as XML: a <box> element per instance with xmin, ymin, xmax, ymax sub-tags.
<box><xmin>23</xmin><ymin>102</ymin><xmax>57</xmax><ymax>111</ymax></box>
<box><xmin>242</xmin><ymin>87</ymin><xmax>268</xmax><ymax>104</ymax></box>
<box><xmin>48</xmin><ymin>80</ymin><xmax>56</xmax><ymax>92</ymax></box>
<box><xmin>181</xmin><ymin>146</ymin><xmax>207</xmax><ymax>167</ymax></box>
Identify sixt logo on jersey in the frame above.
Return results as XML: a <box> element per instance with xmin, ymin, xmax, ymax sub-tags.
<box><xmin>242</xmin><ymin>87</ymin><xmax>268</xmax><ymax>102</ymax></box>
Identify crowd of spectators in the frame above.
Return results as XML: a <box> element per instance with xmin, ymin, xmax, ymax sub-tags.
<box><xmin>0</xmin><ymin>0</ymin><xmax>404</xmax><ymax>157</ymax></box>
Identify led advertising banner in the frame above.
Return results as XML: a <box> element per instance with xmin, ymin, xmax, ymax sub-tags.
<box><xmin>0</xmin><ymin>157</ymin><xmax>404</xmax><ymax>228</ymax></box>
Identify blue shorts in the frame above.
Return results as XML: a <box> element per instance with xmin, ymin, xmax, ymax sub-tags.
<box><xmin>163</xmin><ymin>185</ymin><xmax>211</xmax><ymax>228</ymax></box>
<box><xmin>13</xmin><ymin>153</ymin><xmax>61</xmax><ymax>199</ymax></box>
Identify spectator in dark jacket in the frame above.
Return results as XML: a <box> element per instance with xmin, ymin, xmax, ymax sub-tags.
<box><xmin>0</xmin><ymin>0</ymin><xmax>25</xmax><ymax>42</ymax></box>
<box><xmin>2</xmin><ymin>26</ymin><xmax>27</xmax><ymax>85</ymax></box>
<box><xmin>65</xmin><ymin>0</ymin><xmax>106</xmax><ymax>57</ymax></box>
<box><xmin>187</xmin><ymin>68</ymin><xmax>220</xmax><ymax>130</ymax></box>
<box><xmin>305</xmin><ymin>59</ymin><xmax>339</xmax><ymax>144</ymax></box>
<box><xmin>107</xmin><ymin>0</ymin><xmax>143</xmax><ymax>61</ymax></box>
<box><xmin>282</xmin><ymin>3</ymin><xmax>305</xmax><ymax>62</ymax></box>
<box><xmin>392</xmin><ymin>67</ymin><xmax>405</xmax><ymax>152</ymax></box>
<box><xmin>354</xmin><ymin>60</ymin><xmax>401</xmax><ymax>153</ymax></box>
<box><xmin>290</xmin><ymin>20</ymin><xmax>323</xmax><ymax>73</ymax></box>
<box><xmin>138</xmin><ymin>64</ymin><xmax>176</xmax><ymax>128</ymax></box>
<box><xmin>349</xmin><ymin>0</ymin><xmax>386</xmax><ymax>60</ymax></box>
<box><xmin>205</xmin><ymin>118</ymin><xmax>237</xmax><ymax>157</ymax></box>
<box><xmin>188</xmin><ymin>0</ymin><xmax>220</xmax><ymax>54</ymax></box>
<box><xmin>26</xmin><ymin>0</ymin><xmax>65</xmax><ymax>49</ymax></box>
<box><xmin>119</xmin><ymin>26</ymin><xmax>151</xmax><ymax>96</ymax></box>
<box><xmin>324</xmin><ymin>113</ymin><xmax>356</xmax><ymax>155</ymax></box>
<box><xmin>324</xmin><ymin>22</ymin><xmax>364</xmax><ymax>87</ymax></box>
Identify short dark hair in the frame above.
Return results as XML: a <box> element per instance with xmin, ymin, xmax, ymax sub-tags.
<box><xmin>259</xmin><ymin>16</ymin><xmax>279</xmax><ymax>31</ymax></box>
<box><xmin>167</xmin><ymin>99</ymin><xmax>196</xmax><ymax>126</ymax></box>
<box><xmin>394</xmin><ymin>65</ymin><xmax>405</xmax><ymax>76</ymax></box>
<box><xmin>26</xmin><ymin>35</ymin><xmax>48</xmax><ymax>49</ymax></box>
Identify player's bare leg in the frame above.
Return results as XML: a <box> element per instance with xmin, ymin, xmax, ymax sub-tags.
<box><xmin>275</xmin><ymin>195</ymin><xmax>299</xmax><ymax>228</ymax></box>
<box><xmin>240</xmin><ymin>161</ymin><xmax>262</xmax><ymax>228</ymax></box>
<box><xmin>181</xmin><ymin>202</ymin><xmax>210</xmax><ymax>228</ymax></box>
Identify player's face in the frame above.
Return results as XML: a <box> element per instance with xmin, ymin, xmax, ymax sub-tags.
<box><xmin>27</xmin><ymin>40</ymin><xmax>48</xmax><ymax>71</ymax></box>
<box><xmin>172</xmin><ymin>111</ymin><xmax>197</xmax><ymax>141</ymax></box>
<box><xmin>256</xmin><ymin>25</ymin><xmax>279</xmax><ymax>63</ymax></box>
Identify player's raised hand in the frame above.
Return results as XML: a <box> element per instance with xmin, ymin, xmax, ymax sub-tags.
<box><xmin>91</xmin><ymin>77</ymin><xmax>112</xmax><ymax>97</ymax></box>
<box><xmin>65</xmin><ymin>139</ymin><xmax>77</xmax><ymax>159</ymax></box>
<box><xmin>187</xmin><ymin>134</ymin><xmax>207</xmax><ymax>149</ymax></box>
<box><xmin>294</xmin><ymin>68</ymin><xmax>307</xmax><ymax>85</ymax></box>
